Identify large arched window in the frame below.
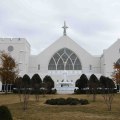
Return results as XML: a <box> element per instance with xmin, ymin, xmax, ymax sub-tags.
<box><xmin>48</xmin><ymin>48</ymin><xmax>82</xmax><ymax>70</ymax></box>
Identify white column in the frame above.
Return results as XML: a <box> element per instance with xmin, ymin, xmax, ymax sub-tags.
<box><xmin>63</xmin><ymin>70</ymin><xmax>67</xmax><ymax>82</ymax></box>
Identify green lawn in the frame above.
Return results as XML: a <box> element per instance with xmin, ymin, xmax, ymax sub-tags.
<box><xmin>0</xmin><ymin>94</ymin><xmax>120</xmax><ymax>120</ymax></box>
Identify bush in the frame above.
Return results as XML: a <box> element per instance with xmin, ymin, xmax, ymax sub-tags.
<box><xmin>0</xmin><ymin>105</ymin><xmax>13</xmax><ymax>120</ymax></box>
<box><xmin>56</xmin><ymin>98</ymin><xmax>66</xmax><ymax>105</ymax></box>
<box><xmin>79</xmin><ymin>99</ymin><xmax>89</xmax><ymax>105</ymax></box>
<box><xmin>51</xmin><ymin>89</ymin><xmax>57</xmax><ymax>94</ymax></box>
<box><xmin>74</xmin><ymin>89</ymin><xmax>88</xmax><ymax>94</ymax></box>
<box><xmin>74</xmin><ymin>88</ymin><xmax>117</xmax><ymax>94</ymax></box>
<box><xmin>66</xmin><ymin>97</ymin><xmax>79</xmax><ymax>105</ymax></box>
<box><xmin>45</xmin><ymin>98</ymin><xmax>89</xmax><ymax>105</ymax></box>
<box><xmin>45</xmin><ymin>98</ymin><xmax>66</xmax><ymax>105</ymax></box>
<box><xmin>45</xmin><ymin>99</ymin><xmax>57</xmax><ymax>105</ymax></box>
<box><xmin>13</xmin><ymin>88</ymin><xmax>57</xmax><ymax>94</ymax></box>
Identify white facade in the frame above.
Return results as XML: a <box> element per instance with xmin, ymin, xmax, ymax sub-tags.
<box><xmin>0</xmin><ymin>33</ymin><xmax>119</xmax><ymax>93</ymax></box>
<box><xmin>0</xmin><ymin>38</ymin><xmax>30</xmax><ymax>76</ymax></box>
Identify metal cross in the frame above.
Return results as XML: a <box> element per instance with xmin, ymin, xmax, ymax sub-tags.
<box><xmin>62</xmin><ymin>21</ymin><xmax>68</xmax><ymax>36</ymax></box>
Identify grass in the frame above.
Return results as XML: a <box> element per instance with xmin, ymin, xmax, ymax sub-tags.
<box><xmin>0</xmin><ymin>93</ymin><xmax>120</xmax><ymax>120</ymax></box>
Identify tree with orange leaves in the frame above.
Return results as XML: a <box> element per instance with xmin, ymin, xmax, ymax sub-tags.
<box><xmin>113</xmin><ymin>60</ymin><xmax>120</xmax><ymax>91</ymax></box>
<box><xmin>0</xmin><ymin>51</ymin><xmax>19</xmax><ymax>93</ymax></box>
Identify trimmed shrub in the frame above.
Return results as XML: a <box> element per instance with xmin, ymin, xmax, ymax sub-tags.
<box><xmin>74</xmin><ymin>89</ymin><xmax>88</xmax><ymax>94</ymax></box>
<box><xmin>46</xmin><ymin>99</ymin><xmax>57</xmax><ymax>105</ymax></box>
<box><xmin>74</xmin><ymin>88</ymin><xmax>117</xmax><ymax>94</ymax></box>
<box><xmin>79</xmin><ymin>99</ymin><xmax>89</xmax><ymax>105</ymax></box>
<box><xmin>45</xmin><ymin>98</ymin><xmax>89</xmax><ymax>105</ymax></box>
<box><xmin>45</xmin><ymin>98</ymin><xmax>66</xmax><ymax>105</ymax></box>
<box><xmin>56</xmin><ymin>98</ymin><xmax>66</xmax><ymax>105</ymax></box>
<box><xmin>66</xmin><ymin>97</ymin><xmax>79</xmax><ymax>105</ymax></box>
<box><xmin>13</xmin><ymin>88</ymin><xmax>57</xmax><ymax>94</ymax></box>
<box><xmin>51</xmin><ymin>89</ymin><xmax>57</xmax><ymax>94</ymax></box>
<box><xmin>0</xmin><ymin>105</ymin><xmax>13</xmax><ymax>120</ymax></box>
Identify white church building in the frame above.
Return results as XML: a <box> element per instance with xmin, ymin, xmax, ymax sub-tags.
<box><xmin>0</xmin><ymin>22</ymin><xmax>119</xmax><ymax>93</ymax></box>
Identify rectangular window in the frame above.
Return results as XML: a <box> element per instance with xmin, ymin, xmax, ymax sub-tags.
<box><xmin>38</xmin><ymin>64</ymin><xmax>40</xmax><ymax>70</ymax></box>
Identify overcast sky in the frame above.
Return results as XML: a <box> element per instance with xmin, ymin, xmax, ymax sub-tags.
<box><xmin>0</xmin><ymin>0</ymin><xmax>120</xmax><ymax>55</ymax></box>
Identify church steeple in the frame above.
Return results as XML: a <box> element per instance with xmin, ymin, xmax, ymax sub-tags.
<box><xmin>62</xmin><ymin>21</ymin><xmax>68</xmax><ymax>36</ymax></box>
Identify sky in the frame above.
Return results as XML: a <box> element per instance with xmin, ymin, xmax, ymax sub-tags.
<box><xmin>0</xmin><ymin>0</ymin><xmax>120</xmax><ymax>55</ymax></box>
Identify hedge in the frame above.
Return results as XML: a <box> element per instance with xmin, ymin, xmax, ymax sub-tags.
<box><xmin>45</xmin><ymin>98</ymin><xmax>89</xmax><ymax>105</ymax></box>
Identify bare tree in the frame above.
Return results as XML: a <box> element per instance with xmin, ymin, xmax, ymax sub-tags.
<box><xmin>100</xmin><ymin>76</ymin><xmax>115</xmax><ymax>111</ymax></box>
<box><xmin>22</xmin><ymin>74</ymin><xmax>31</xmax><ymax>110</ymax></box>
<box><xmin>0</xmin><ymin>51</ymin><xmax>18</xmax><ymax>93</ymax></box>
<box><xmin>41</xmin><ymin>82</ymin><xmax>47</xmax><ymax>97</ymax></box>
<box><xmin>15</xmin><ymin>77</ymin><xmax>22</xmax><ymax>102</ymax></box>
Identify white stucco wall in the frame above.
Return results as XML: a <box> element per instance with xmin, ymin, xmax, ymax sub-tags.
<box><xmin>103</xmin><ymin>39</ymin><xmax>120</xmax><ymax>77</ymax></box>
<box><xmin>0</xmin><ymin>38</ymin><xmax>30</xmax><ymax>76</ymax></box>
<box><xmin>29</xmin><ymin>36</ymin><xmax>100</xmax><ymax>72</ymax></box>
<box><xmin>28</xmin><ymin>36</ymin><xmax>101</xmax><ymax>84</ymax></box>
<box><xmin>0</xmin><ymin>36</ymin><xmax>119</xmax><ymax>82</ymax></box>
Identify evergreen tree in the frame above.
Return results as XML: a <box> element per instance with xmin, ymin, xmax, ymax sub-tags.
<box><xmin>43</xmin><ymin>75</ymin><xmax>54</xmax><ymax>93</ymax></box>
<box><xmin>75</xmin><ymin>74</ymin><xmax>88</xmax><ymax>90</ymax></box>
<box><xmin>100</xmin><ymin>76</ymin><xmax>115</xmax><ymax>89</ymax></box>
<box><xmin>89</xmin><ymin>74</ymin><xmax>99</xmax><ymax>102</ymax></box>
<box><xmin>31</xmin><ymin>74</ymin><xmax>42</xmax><ymax>101</ymax></box>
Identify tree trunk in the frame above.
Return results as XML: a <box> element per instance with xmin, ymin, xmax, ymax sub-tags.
<box><xmin>18</xmin><ymin>88</ymin><xmax>22</xmax><ymax>102</ymax></box>
<box><xmin>108</xmin><ymin>103</ymin><xmax>112</xmax><ymax>111</ymax></box>
<box><xmin>93</xmin><ymin>94</ymin><xmax>96</xmax><ymax>102</ymax></box>
<box><xmin>5</xmin><ymin>83</ymin><xmax>8</xmax><ymax>94</ymax></box>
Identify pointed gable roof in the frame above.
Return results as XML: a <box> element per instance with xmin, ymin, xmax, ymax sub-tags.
<box><xmin>38</xmin><ymin>35</ymin><xmax>91</xmax><ymax>56</ymax></box>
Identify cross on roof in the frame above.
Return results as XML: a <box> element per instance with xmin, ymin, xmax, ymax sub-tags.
<box><xmin>62</xmin><ymin>21</ymin><xmax>68</xmax><ymax>36</ymax></box>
